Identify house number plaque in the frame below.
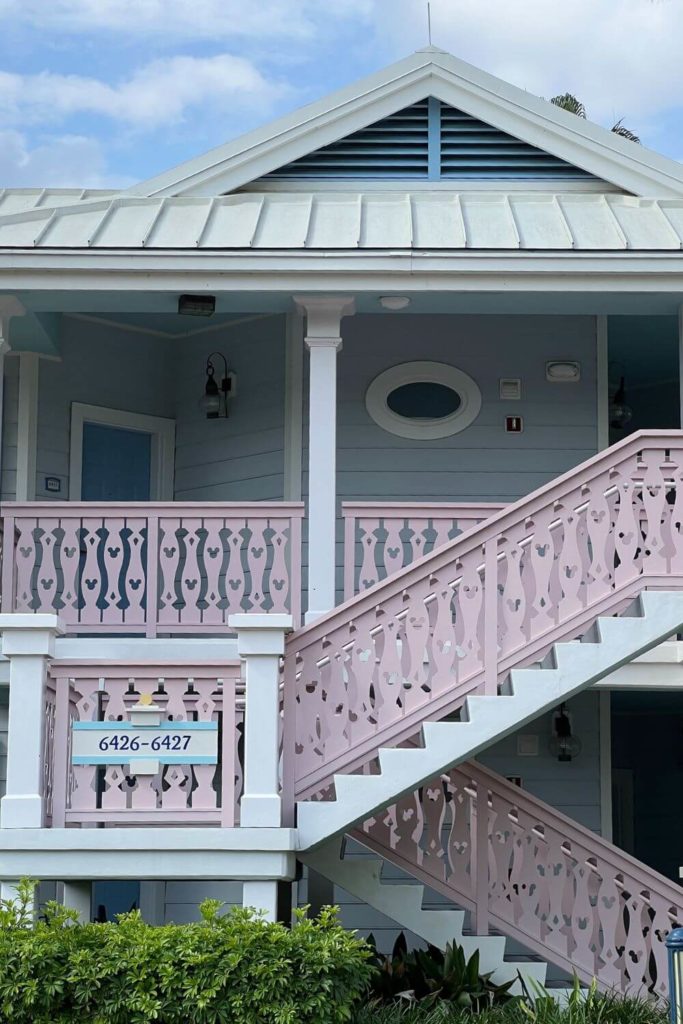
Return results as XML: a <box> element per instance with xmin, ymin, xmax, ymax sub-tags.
<box><xmin>71</xmin><ymin>694</ymin><xmax>218</xmax><ymax>770</ymax></box>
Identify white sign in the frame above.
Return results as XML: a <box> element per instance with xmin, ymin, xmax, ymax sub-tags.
<box><xmin>71</xmin><ymin>722</ymin><xmax>218</xmax><ymax>766</ymax></box>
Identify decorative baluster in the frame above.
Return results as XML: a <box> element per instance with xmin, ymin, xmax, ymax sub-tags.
<box><xmin>268</xmin><ymin>519</ymin><xmax>290</xmax><ymax>613</ymax></box>
<box><xmin>499</xmin><ymin>541</ymin><xmax>527</xmax><ymax>659</ymax></box>
<box><xmin>640</xmin><ymin>451</ymin><xmax>669</xmax><ymax>576</ymax></box>
<box><xmin>382</xmin><ymin>520</ymin><xmax>405</xmax><ymax>582</ymax></box>
<box><xmin>190</xmin><ymin>677</ymin><xmax>219</xmax><ymax>811</ymax></box>
<box><xmin>124</xmin><ymin>518</ymin><xmax>147</xmax><ymax>626</ymax></box>
<box><xmin>454</xmin><ymin>561</ymin><xmax>484</xmax><ymax>680</ymax></box>
<box><xmin>407</xmin><ymin>519</ymin><xmax>429</xmax><ymax>565</ymax></box>
<box><xmin>245</xmin><ymin>518</ymin><xmax>269</xmax><ymax>612</ymax></box>
<box><xmin>445</xmin><ymin>772</ymin><xmax>474</xmax><ymax>899</ymax></box>
<box><xmin>585</xmin><ymin>484</ymin><xmax>614</xmax><ymax>602</ymax></box>
<box><xmin>529</xmin><ymin>510</ymin><xmax>556</xmax><ymax>634</ymax></box>
<box><xmin>157</xmin><ymin>517</ymin><xmax>180</xmax><ymax>627</ymax></box>
<box><xmin>200</xmin><ymin>517</ymin><xmax>224</xmax><ymax>626</ymax></box>
<box><xmin>14</xmin><ymin>518</ymin><xmax>39</xmax><ymax>611</ymax></box>
<box><xmin>358</xmin><ymin>518</ymin><xmax>380</xmax><ymax>592</ymax></box>
<box><xmin>79</xmin><ymin>517</ymin><xmax>104</xmax><ymax>626</ymax></box>
<box><xmin>428</xmin><ymin>583</ymin><xmax>456</xmax><ymax>695</ymax></box>
<box><xmin>35</xmin><ymin>518</ymin><xmax>59</xmax><ymax>614</ymax></box>
<box><xmin>177</xmin><ymin>517</ymin><xmax>202</xmax><ymax>626</ymax></box>
<box><xmin>420</xmin><ymin>780</ymin><xmax>447</xmax><ymax>882</ymax></box>
<box><xmin>68</xmin><ymin>675</ymin><xmax>99</xmax><ymax>814</ymax></box>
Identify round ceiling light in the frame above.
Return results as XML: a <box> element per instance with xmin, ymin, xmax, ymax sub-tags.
<box><xmin>379</xmin><ymin>296</ymin><xmax>411</xmax><ymax>310</ymax></box>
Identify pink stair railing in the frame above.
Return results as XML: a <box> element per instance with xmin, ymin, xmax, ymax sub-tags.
<box><xmin>49</xmin><ymin>662</ymin><xmax>243</xmax><ymax>826</ymax></box>
<box><xmin>1</xmin><ymin>501</ymin><xmax>304</xmax><ymax>634</ymax></box>
<box><xmin>356</xmin><ymin>760</ymin><xmax>683</xmax><ymax>998</ymax></box>
<box><xmin>343</xmin><ymin>502</ymin><xmax>505</xmax><ymax>599</ymax></box>
<box><xmin>286</xmin><ymin>432</ymin><xmax>683</xmax><ymax>799</ymax></box>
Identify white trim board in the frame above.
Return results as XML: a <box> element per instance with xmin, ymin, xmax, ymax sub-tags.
<box><xmin>69</xmin><ymin>402</ymin><xmax>176</xmax><ymax>501</ymax></box>
<box><xmin>16</xmin><ymin>352</ymin><xmax>39</xmax><ymax>501</ymax></box>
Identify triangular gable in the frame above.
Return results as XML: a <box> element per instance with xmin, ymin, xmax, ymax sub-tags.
<box><xmin>260</xmin><ymin>97</ymin><xmax>597</xmax><ymax>182</ymax></box>
<box><xmin>124</xmin><ymin>49</ymin><xmax>683</xmax><ymax>200</ymax></box>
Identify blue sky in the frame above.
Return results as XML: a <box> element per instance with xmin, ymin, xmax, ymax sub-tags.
<box><xmin>0</xmin><ymin>0</ymin><xmax>681</xmax><ymax>189</ymax></box>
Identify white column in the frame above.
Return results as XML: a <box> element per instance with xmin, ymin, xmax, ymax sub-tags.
<box><xmin>61</xmin><ymin>881</ymin><xmax>92</xmax><ymax>922</ymax></box>
<box><xmin>294</xmin><ymin>296</ymin><xmax>355</xmax><ymax>623</ymax></box>
<box><xmin>242</xmin><ymin>880</ymin><xmax>279</xmax><ymax>920</ymax></box>
<box><xmin>0</xmin><ymin>614</ymin><xmax>65</xmax><ymax>829</ymax></box>
<box><xmin>229</xmin><ymin>613</ymin><xmax>293</xmax><ymax>829</ymax></box>
<box><xmin>0</xmin><ymin>296</ymin><xmax>26</xmax><ymax>489</ymax></box>
<box><xmin>16</xmin><ymin>351</ymin><xmax>39</xmax><ymax>501</ymax></box>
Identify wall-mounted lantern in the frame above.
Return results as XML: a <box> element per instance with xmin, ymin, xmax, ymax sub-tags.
<box><xmin>202</xmin><ymin>352</ymin><xmax>234</xmax><ymax>419</ymax></box>
<box><xmin>549</xmin><ymin>703</ymin><xmax>582</xmax><ymax>762</ymax></box>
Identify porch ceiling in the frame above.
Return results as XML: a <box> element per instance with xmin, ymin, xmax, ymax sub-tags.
<box><xmin>2</xmin><ymin>191</ymin><xmax>683</xmax><ymax>252</ymax></box>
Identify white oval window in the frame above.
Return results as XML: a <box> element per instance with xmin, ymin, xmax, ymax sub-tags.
<box><xmin>365</xmin><ymin>361</ymin><xmax>481</xmax><ymax>439</ymax></box>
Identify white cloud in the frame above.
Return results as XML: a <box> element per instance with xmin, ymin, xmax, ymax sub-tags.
<box><xmin>378</xmin><ymin>0</ymin><xmax>683</xmax><ymax>127</ymax></box>
<box><xmin>0</xmin><ymin>54</ymin><xmax>291</xmax><ymax>129</ymax></box>
<box><xmin>0</xmin><ymin>0</ymin><xmax>373</xmax><ymax>40</ymax></box>
<box><xmin>0</xmin><ymin>130</ymin><xmax>132</xmax><ymax>188</ymax></box>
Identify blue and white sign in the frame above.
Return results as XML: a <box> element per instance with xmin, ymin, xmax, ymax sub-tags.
<box><xmin>71</xmin><ymin>721</ymin><xmax>218</xmax><ymax>766</ymax></box>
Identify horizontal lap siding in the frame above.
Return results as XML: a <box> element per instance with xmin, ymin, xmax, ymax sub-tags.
<box><xmin>335</xmin><ymin>313</ymin><xmax>597</xmax><ymax>503</ymax></box>
<box><xmin>173</xmin><ymin>316</ymin><xmax>286</xmax><ymax>502</ymax></box>
<box><xmin>36</xmin><ymin>319</ymin><xmax>175</xmax><ymax>499</ymax></box>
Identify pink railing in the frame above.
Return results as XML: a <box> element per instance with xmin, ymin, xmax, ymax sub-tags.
<box><xmin>49</xmin><ymin>662</ymin><xmax>242</xmax><ymax>826</ymax></box>
<box><xmin>343</xmin><ymin>502</ymin><xmax>505</xmax><ymax>599</ymax></box>
<box><xmin>357</xmin><ymin>760</ymin><xmax>683</xmax><ymax>997</ymax></box>
<box><xmin>1</xmin><ymin>502</ymin><xmax>304</xmax><ymax>634</ymax></box>
<box><xmin>286</xmin><ymin>432</ymin><xmax>683</xmax><ymax>798</ymax></box>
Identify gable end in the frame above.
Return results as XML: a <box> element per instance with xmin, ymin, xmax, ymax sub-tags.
<box><xmin>261</xmin><ymin>97</ymin><xmax>597</xmax><ymax>183</ymax></box>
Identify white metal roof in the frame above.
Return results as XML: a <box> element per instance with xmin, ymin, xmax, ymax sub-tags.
<box><xmin>0</xmin><ymin>189</ymin><xmax>119</xmax><ymax>216</ymax></box>
<box><xmin>0</xmin><ymin>192</ymin><xmax>683</xmax><ymax>251</ymax></box>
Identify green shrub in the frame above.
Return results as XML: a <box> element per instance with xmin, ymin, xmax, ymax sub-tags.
<box><xmin>0</xmin><ymin>882</ymin><xmax>374</xmax><ymax>1024</ymax></box>
<box><xmin>367</xmin><ymin>933</ymin><xmax>514</xmax><ymax>1009</ymax></box>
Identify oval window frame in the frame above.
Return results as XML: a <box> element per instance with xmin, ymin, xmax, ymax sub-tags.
<box><xmin>365</xmin><ymin>361</ymin><xmax>482</xmax><ymax>440</ymax></box>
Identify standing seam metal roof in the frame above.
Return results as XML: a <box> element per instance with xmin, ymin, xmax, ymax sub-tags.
<box><xmin>0</xmin><ymin>192</ymin><xmax>682</xmax><ymax>250</ymax></box>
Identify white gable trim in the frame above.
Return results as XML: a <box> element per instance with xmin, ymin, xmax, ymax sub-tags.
<box><xmin>126</xmin><ymin>49</ymin><xmax>683</xmax><ymax>201</ymax></box>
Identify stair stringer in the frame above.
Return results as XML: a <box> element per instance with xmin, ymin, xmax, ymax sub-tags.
<box><xmin>296</xmin><ymin>591</ymin><xmax>683</xmax><ymax>851</ymax></box>
<box><xmin>302</xmin><ymin>838</ymin><xmax>548</xmax><ymax>992</ymax></box>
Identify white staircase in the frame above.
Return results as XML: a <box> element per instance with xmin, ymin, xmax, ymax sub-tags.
<box><xmin>296</xmin><ymin>591</ymin><xmax>683</xmax><ymax>850</ymax></box>
<box><xmin>303</xmin><ymin>837</ymin><xmax>548</xmax><ymax>993</ymax></box>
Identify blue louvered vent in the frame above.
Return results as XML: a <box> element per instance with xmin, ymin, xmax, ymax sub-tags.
<box><xmin>266</xmin><ymin>101</ymin><xmax>430</xmax><ymax>179</ymax></box>
<box><xmin>439</xmin><ymin>105</ymin><xmax>591</xmax><ymax>179</ymax></box>
<box><xmin>264</xmin><ymin>98</ymin><xmax>595</xmax><ymax>181</ymax></box>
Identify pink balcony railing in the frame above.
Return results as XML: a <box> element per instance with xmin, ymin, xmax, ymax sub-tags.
<box><xmin>1</xmin><ymin>502</ymin><xmax>304</xmax><ymax>635</ymax></box>
<box><xmin>288</xmin><ymin>432</ymin><xmax>683</xmax><ymax>798</ymax></box>
<box><xmin>357</xmin><ymin>760</ymin><xmax>683</xmax><ymax>997</ymax></box>
<box><xmin>49</xmin><ymin>662</ymin><xmax>243</xmax><ymax>826</ymax></box>
<box><xmin>342</xmin><ymin>502</ymin><xmax>505</xmax><ymax>599</ymax></box>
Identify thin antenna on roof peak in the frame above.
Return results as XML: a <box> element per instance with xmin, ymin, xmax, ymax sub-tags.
<box><xmin>427</xmin><ymin>1</ymin><xmax>432</xmax><ymax>45</ymax></box>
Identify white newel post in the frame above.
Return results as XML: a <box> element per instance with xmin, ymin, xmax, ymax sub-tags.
<box><xmin>229</xmin><ymin>613</ymin><xmax>293</xmax><ymax>921</ymax></box>
<box><xmin>294</xmin><ymin>295</ymin><xmax>355</xmax><ymax>623</ymax></box>
<box><xmin>0</xmin><ymin>615</ymin><xmax>65</xmax><ymax>830</ymax></box>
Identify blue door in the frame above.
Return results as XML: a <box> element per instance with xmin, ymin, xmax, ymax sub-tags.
<box><xmin>81</xmin><ymin>422</ymin><xmax>152</xmax><ymax>501</ymax></box>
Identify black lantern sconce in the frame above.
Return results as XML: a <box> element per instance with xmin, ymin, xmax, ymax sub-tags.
<box><xmin>549</xmin><ymin>703</ymin><xmax>582</xmax><ymax>762</ymax></box>
<box><xmin>202</xmin><ymin>352</ymin><xmax>233</xmax><ymax>419</ymax></box>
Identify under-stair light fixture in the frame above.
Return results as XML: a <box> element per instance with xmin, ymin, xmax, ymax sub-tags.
<box><xmin>379</xmin><ymin>296</ymin><xmax>411</xmax><ymax>310</ymax></box>
<box><xmin>549</xmin><ymin>703</ymin><xmax>582</xmax><ymax>762</ymax></box>
<box><xmin>202</xmin><ymin>352</ymin><xmax>232</xmax><ymax>419</ymax></box>
<box><xmin>179</xmin><ymin>293</ymin><xmax>216</xmax><ymax>317</ymax></box>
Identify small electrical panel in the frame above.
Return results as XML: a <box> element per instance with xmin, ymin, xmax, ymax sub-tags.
<box><xmin>499</xmin><ymin>378</ymin><xmax>521</xmax><ymax>400</ymax></box>
<box><xmin>505</xmin><ymin>415</ymin><xmax>523</xmax><ymax>433</ymax></box>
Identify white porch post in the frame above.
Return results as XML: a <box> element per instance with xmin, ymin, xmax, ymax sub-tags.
<box><xmin>0</xmin><ymin>614</ymin><xmax>65</xmax><ymax>830</ymax></box>
<box><xmin>60</xmin><ymin>881</ymin><xmax>92</xmax><ymax>923</ymax></box>
<box><xmin>0</xmin><ymin>297</ymin><xmax>26</xmax><ymax>488</ymax></box>
<box><xmin>679</xmin><ymin>304</ymin><xmax>683</xmax><ymax>428</ymax></box>
<box><xmin>229</xmin><ymin>613</ymin><xmax>293</xmax><ymax>921</ymax></box>
<box><xmin>294</xmin><ymin>296</ymin><xmax>355</xmax><ymax>623</ymax></box>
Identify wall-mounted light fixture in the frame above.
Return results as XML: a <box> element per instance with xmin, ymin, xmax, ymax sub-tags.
<box><xmin>179</xmin><ymin>293</ymin><xmax>216</xmax><ymax>317</ymax></box>
<box><xmin>549</xmin><ymin>703</ymin><xmax>582</xmax><ymax>762</ymax></box>
<box><xmin>202</xmin><ymin>352</ymin><xmax>233</xmax><ymax>419</ymax></box>
<box><xmin>546</xmin><ymin>361</ymin><xmax>581</xmax><ymax>383</ymax></box>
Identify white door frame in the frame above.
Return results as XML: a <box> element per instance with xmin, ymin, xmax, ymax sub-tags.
<box><xmin>69</xmin><ymin>403</ymin><xmax>175</xmax><ymax>501</ymax></box>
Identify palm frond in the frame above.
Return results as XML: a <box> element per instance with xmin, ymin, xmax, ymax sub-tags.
<box><xmin>611</xmin><ymin>119</ymin><xmax>641</xmax><ymax>144</ymax></box>
<box><xmin>550</xmin><ymin>93</ymin><xmax>586</xmax><ymax>118</ymax></box>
